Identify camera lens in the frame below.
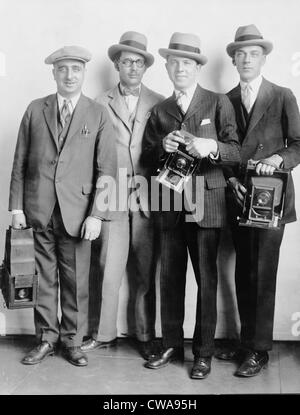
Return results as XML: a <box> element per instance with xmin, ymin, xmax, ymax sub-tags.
<box><xmin>257</xmin><ymin>191</ymin><xmax>271</xmax><ymax>206</ymax></box>
<box><xmin>176</xmin><ymin>158</ymin><xmax>187</xmax><ymax>169</ymax></box>
<box><xmin>16</xmin><ymin>288</ymin><xmax>29</xmax><ymax>300</ymax></box>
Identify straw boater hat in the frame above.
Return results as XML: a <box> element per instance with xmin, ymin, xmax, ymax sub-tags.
<box><xmin>226</xmin><ymin>24</ymin><xmax>273</xmax><ymax>57</ymax></box>
<box><xmin>45</xmin><ymin>45</ymin><xmax>92</xmax><ymax>64</ymax></box>
<box><xmin>159</xmin><ymin>32</ymin><xmax>207</xmax><ymax>65</ymax></box>
<box><xmin>108</xmin><ymin>31</ymin><xmax>154</xmax><ymax>67</ymax></box>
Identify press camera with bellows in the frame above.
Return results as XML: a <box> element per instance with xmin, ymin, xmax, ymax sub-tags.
<box><xmin>0</xmin><ymin>227</ymin><xmax>38</xmax><ymax>309</ymax></box>
<box><xmin>238</xmin><ymin>160</ymin><xmax>289</xmax><ymax>229</ymax></box>
<box><xmin>156</xmin><ymin>129</ymin><xmax>199</xmax><ymax>193</ymax></box>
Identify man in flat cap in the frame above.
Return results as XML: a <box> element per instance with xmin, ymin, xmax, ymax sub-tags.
<box><xmin>216</xmin><ymin>24</ymin><xmax>300</xmax><ymax>377</ymax></box>
<box><xmin>81</xmin><ymin>32</ymin><xmax>164</xmax><ymax>360</ymax></box>
<box><xmin>142</xmin><ymin>32</ymin><xmax>241</xmax><ymax>379</ymax></box>
<box><xmin>9</xmin><ymin>45</ymin><xmax>117</xmax><ymax>367</ymax></box>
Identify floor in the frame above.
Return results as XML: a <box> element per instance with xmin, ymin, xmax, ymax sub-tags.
<box><xmin>0</xmin><ymin>336</ymin><xmax>300</xmax><ymax>395</ymax></box>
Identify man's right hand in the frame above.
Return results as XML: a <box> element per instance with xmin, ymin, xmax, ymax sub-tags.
<box><xmin>227</xmin><ymin>177</ymin><xmax>247</xmax><ymax>206</ymax></box>
<box><xmin>162</xmin><ymin>130</ymin><xmax>186</xmax><ymax>153</ymax></box>
<box><xmin>12</xmin><ymin>213</ymin><xmax>27</xmax><ymax>229</ymax></box>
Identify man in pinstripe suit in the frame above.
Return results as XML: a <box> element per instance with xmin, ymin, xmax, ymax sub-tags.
<box><xmin>142</xmin><ymin>33</ymin><xmax>241</xmax><ymax>379</ymax></box>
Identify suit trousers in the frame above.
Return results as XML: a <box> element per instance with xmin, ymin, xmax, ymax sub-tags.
<box><xmin>160</xmin><ymin>213</ymin><xmax>221</xmax><ymax>357</ymax></box>
<box><xmin>89</xmin><ymin>210</ymin><xmax>156</xmax><ymax>342</ymax></box>
<box><xmin>33</xmin><ymin>204</ymin><xmax>91</xmax><ymax>347</ymax></box>
<box><xmin>230</xmin><ymin>221</ymin><xmax>285</xmax><ymax>351</ymax></box>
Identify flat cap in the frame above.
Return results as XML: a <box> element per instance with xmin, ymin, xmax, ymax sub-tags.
<box><xmin>44</xmin><ymin>45</ymin><xmax>92</xmax><ymax>64</ymax></box>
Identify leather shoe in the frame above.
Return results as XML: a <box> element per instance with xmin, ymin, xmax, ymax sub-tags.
<box><xmin>235</xmin><ymin>351</ymin><xmax>269</xmax><ymax>377</ymax></box>
<box><xmin>215</xmin><ymin>349</ymin><xmax>244</xmax><ymax>362</ymax></box>
<box><xmin>63</xmin><ymin>346</ymin><xmax>88</xmax><ymax>367</ymax></box>
<box><xmin>144</xmin><ymin>347</ymin><xmax>184</xmax><ymax>369</ymax></box>
<box><xmin>81</xmin><ymin>338</ymin><xmax>117</xmax><ymax>352</ymax></box>
<box><xmin>21</xmin><ymin>341</ymin><xmax>54</xmax><ymax>365</ymax></box>
<box><xmin>191</xmin><ymin>357</ymin><xmax>212</xmax><ymax>379</ymax></box>
<box><xmin>138</xmin><ymin>340</ymin><xmax>160</xmax><ymax>361</ymax></box>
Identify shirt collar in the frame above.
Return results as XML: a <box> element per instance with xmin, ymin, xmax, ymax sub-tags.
<box><xmin>56</xmin><ymin>92</ymin><xmax>81</xmax><ymax>112</ymax></box>
<box><xmin>175</xmin><ymin>82</ymin><xmax>198</xmax><ymax>100</ymax></box>
<box><xmin>119</xmin><ymin>83</ymin><xmax>141</xmax><ymax>95</ymax></box>
<box><xmin>240</xmin><ymin>75</ymin><xmax>263</xmax><ymax>94</ymax></box>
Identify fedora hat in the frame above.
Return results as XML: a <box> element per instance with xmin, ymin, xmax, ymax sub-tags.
<box><xmin>108</xmin><ymin>31</ymin><xmax>154</xmax><ymax>67</ymax></box>
<box><xmin>159</xmin><ymin>32</ymin><xmax>207</xmax><ymax>65</ymax></box>
<box><xmin>226</xmin><ymin>24</ymin><xmax>273</xmax><ymax>57</ymax></box>
<box><xmin>45</xmin><ymin>45</ymin><xmax>92</xmax><ymax>64</ymax></box>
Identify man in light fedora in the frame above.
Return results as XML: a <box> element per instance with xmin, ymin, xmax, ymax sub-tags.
<box><xmin>216</xmin><ymin>24</ymin><xmax>300</xmax><ymax>377</ymax></box>
<box><xmin>81</xmin><ymin>31</ymin><xmax>164</xmax><ymax>360</ymax></box>
<box><xmin>9</xmin><ymin>46</ymin><xmax>117</xmax><ymax>366</ymax></box>
<box><xmin>142</xmin><ymin>32</ymin><xmax>241</xmax><ymax>379</ymax></box>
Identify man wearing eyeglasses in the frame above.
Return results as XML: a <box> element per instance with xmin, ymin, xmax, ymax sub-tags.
<box><xmin>81</xmin><ymin>32</ymin><xmax>164</xmax><ymax>360</ymax></box>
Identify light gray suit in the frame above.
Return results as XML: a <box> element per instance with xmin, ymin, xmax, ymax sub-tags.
<box><xmin>89</xmin><ymin>84</ymin><xmax>164</xmax><ymax>342</ymax></box>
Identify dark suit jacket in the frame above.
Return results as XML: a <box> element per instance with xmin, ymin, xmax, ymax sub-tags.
<box><xmin>142</xmin><ymin>84</ymin><xmax>241</xmax><ymax>228</ymax></box>
<box><xmin>9</xmin><ymin>93</ymin><xmax>117</xmax><ymax>237</ymax></box>
<box><xmin>226</xmin><ymin>78</ymin><xmax>300</xmax><ymax>224</ymax></box>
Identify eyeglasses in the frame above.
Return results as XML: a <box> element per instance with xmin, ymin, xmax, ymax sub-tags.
<box><xmin>119</xmin><ymin>58</ymin><xmax>145</xmax><ymax>68</ymax></box>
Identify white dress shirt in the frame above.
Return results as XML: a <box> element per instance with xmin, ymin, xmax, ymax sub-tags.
<box><xmin>240</xmin><ymin>75</ymin><xmax>263</xmax><ymax>112</ymax></box>
<box><xmin>119</xmin><ymin>83</ymin><xmax>141</xmax><ymax>116</ymax></box>
<box><xmin>174</xmin><ymin>82</ymin><xmax>198</xmax><ymax>114</ymax></box>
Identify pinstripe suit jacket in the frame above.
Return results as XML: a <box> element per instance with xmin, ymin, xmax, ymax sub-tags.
<box><xmin>142</xmin><ymin>85</ymin><xmax>241</xmax><ymax>228</ymax></box>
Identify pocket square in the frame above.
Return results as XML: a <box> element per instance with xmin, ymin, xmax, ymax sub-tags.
<box><xmin>81</xmin><ymin>124</ymin><xmax>90</xmax><ymax>135</ymax></box>
<box><xmin>201</xmin><ymin>118</ymin><xmax>211</xmax><ymax>126</ymax></box>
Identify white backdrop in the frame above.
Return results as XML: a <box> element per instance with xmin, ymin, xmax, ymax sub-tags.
<box><xmin>0</xmin><ymin>0</ymin><xmax>300</xmax><ymax>340</ymax></box>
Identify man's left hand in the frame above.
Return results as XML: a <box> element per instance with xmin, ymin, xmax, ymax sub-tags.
<box><xmin>81</xmin><ymin>216</ymin><xmax>102</xmax><ymax>241</ymax></box>
<box><xmin>186</xmin><ymin>137</ymin><xmax>218</xmax><ymax>158</ymax></box>
<box><xmin>255</xmin><ymin>154</ymin><xmax>283</xmax><ymax>176</ymax></box>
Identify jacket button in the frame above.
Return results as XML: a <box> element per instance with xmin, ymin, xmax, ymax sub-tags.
<box><xmin>258</xmin><ymin>144</ymin><xmax>264</xmax><ymax>150</ymax></box>
<box><xmin>181</xmin><ymin>123</ymin><xmax>186</xmax><ymax>129</ymax></box>
<box><xmin>136</xmin><ymin>197</ymin><xmax>140</xmax><ymax>204</ymax></box>
<box><xmin>51</xmin><ymin>160</ymin><xmax>57</xmax><ymax>165</ymax></box>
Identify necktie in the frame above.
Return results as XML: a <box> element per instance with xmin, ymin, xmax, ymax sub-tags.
<box><xmin>122</xmin><ymin>87</ymin><xmax>140</xmax><ymax>97</ymax></box>
<box><xmin>176</xmin><ymin>91</ymin><xmax>186</xmax><ymax>114</ymax></box>
<box><xmin>242</xmin><ymin>84</ymin><xmax>251</xmax><ymax>113</ymax></box>
<box><xmin>60</xmin><ymin>99</ymin><xmax>71</xmax><ymax>127</ymax></box>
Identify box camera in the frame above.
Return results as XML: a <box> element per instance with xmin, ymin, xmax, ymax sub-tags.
<box><xmin>0</xmin><ymin>227</ymin><xmax>38</xmax><ymax>309</ymax></box>
<box><xmin>238</xmin><ymin>160</ymin><xmax>288</xmax><ymax>229</ymax></box>
<box><xmin>156</xmin><ymin>130</ymin><xmax>199</xmax><ymax>193</ymax></box>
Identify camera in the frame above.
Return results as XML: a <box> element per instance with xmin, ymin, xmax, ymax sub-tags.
<box><xmin>156</xmin><ymin>130</ymin><xmax>199</xmax><ymax>193</ymax></box>
<box><xmin>238</xmin><ymin>160</ymin><xmax>288</xmax><ymax>229</ymax></box>
<box><xmin>0</xmin><ymin>227</ymin><xmax>38</xmax><ymax>309</ymax></box>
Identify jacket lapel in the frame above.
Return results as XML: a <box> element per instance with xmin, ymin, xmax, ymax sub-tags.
<box><xmin>165</xmin><ymin>93</ymin><xmax>183</xmax><ymax>122</ymax></box>
<box><xmin>43</xmin><ymin>94</ymin><xmax>59</xmax><ymax>151</ymax></box>
<box><xmin>108</xmin><ymin>85</ymin><xmax>132</xmax><ymax>132</ymax></box>
<box><xmin>245</xmin><ymin>78</ymin><xmax>275</xmax><ymax>138</ymax></box>
<box><xmin>228</xmin><ymin>85</ymin><xmax>247</xmax><ymax>135</ymax></box>
<box><xmin>131</xmin><ymin>84</ymin><xmax>152</xmax><ymax>143</ymax></box>
<box><xmin>184</xmin><ymin>84</ymin><xmax>206</xmax><ymax>122</ymax></box>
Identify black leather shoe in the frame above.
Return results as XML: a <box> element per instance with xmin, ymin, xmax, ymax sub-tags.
<box><xmin>81</xmin><ymin>338</ymin><xmax>117</xmax><ymax>352</ymax></box>
<box><xmin>63</xmin><ymin>346</ymin><xmax>88</xmax><ymax>367</ymax></box>
<box><xmin>21</xmin><ymin>341</ymin><xmax>55</xmax><ymax>365</ymax></box>
<box><xmin>144</xmin><ymin>347</ymin><xmax>184</xmax><ymax>369</ymax></box>
<box><xmin>235</xmin><ymin>351</ymin><xmax>269</xmax><ymax>377</ymax></box>
<box><xmin>191</xmin><ymin>357</ymin><xmax>212</xmax><ymax>379</ymax></box>
<box><xmin>215</xmin><ymin>349</ymin><xmax>244</xmax><ymax>362</ymax></box>
<box><xmin>138</xmin><ymin>340</ymin><xmax>160</xmax><ymax>361</ymax></box>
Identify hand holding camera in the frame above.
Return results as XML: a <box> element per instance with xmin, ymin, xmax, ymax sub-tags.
<box><xmin>227</xmin><ymin>177</ymin><xmax>247</xmax><ymax>207</ymax></box>
<box><xmin>255</xmin><ymin>154</ymin><xmax>283</xmax><ymax>176</ymax></box>
<box><xmin>162</xmin><ymin>130</ymin><xmax>186</xmax><ymax>153</ymax></box>
<box><xmin>186</xmin><ymin>137</ymin><xmax>218</xmax><ymax>159</ymax></box>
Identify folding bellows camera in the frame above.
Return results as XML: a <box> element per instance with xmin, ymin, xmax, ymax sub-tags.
<box><xmin>0</xmin><ymin>227</ymin><xmax>38</xmax><ymax>309</ymax></box>
<box><xmin>239</xmin><ymin>160</ymin><xmax>288</xmax><ymax>229</ymax></box>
